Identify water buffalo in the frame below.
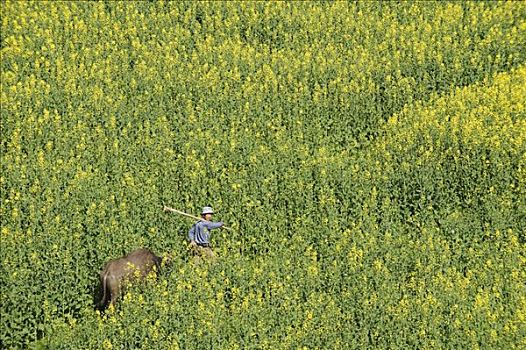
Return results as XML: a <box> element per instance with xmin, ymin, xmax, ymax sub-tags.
<box><xmin>95</xmin><ymin>248</ymin><xmax>167</xmax><ymax>310</ymax></box>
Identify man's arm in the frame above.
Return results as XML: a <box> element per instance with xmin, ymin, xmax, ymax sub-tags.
<box><xmin>188</xmin><ymin>225</ymin><xmax>196</xmax><ymax>242</ymax></box>
<box><xmin>203</xmin><ymin>221</ymin><xmax>224</xmax><ymax>230</ymax></box>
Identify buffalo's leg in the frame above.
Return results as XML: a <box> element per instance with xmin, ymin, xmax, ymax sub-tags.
<box><xmin>106</xmin><ymin>278</ymin><xmax>121</xmax><ymax>307</ymax></box>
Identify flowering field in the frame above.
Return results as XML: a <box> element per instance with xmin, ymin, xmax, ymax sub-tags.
<box><xmin>1</xmin><ymin>1</ymin><xmax>525</xmax><ymax>349</ymax></box>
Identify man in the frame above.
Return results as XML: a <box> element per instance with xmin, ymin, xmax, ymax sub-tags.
<box><xmin>188</xmin><ymin>206</ymin><xmax>224</xmax><ymax>260</ymax></box>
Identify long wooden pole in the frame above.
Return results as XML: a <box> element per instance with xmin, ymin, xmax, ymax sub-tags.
<box><xmin>163</xmin><ymin>205</ymin><xmax>233</xmax><ymax>231</ymax></box>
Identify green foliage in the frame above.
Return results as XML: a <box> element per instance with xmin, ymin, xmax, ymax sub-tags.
<box><xmin>1</xmin><ymin>1</ymin><xmax>525</xmax><ymax>349</ymax></box>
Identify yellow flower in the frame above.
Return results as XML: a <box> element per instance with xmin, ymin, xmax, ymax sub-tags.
<box><xmin>103</xmin><ymin>339</ymin><xmax>112</xmax><ymax>350</ymax></box>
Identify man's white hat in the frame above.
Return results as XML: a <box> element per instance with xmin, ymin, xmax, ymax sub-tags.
<box><xmin>201</xmin><ymin>206</ymin><xmax>214</xmax><ymax>215</ymax></box>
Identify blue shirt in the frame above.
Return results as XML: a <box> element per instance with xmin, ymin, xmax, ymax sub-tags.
<box><xmin>188</xmin><ymin>220</ymin><xmax>224</xmax><ymax>245</ymax></box>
